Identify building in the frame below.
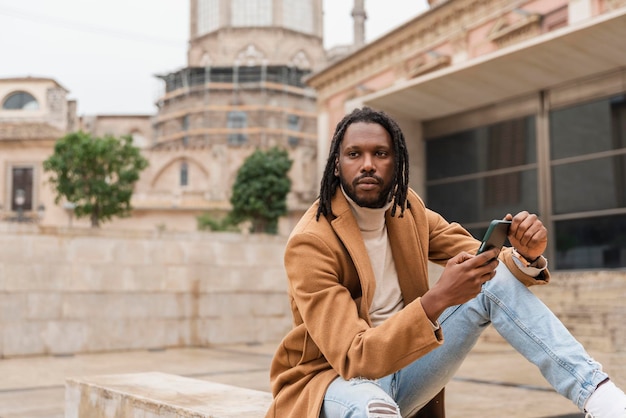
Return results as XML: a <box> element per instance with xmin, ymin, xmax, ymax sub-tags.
<box><xmin>0</xmin><ymin>77</ymin><xmax>77</xmax><ymax>225</ymax></box>
<box><xmin>126</xmin><ymin>0</ymin><xmax>328</xmax><ymax>232</ymax></box>
<box><xmin>307</xmin><ymin>0</ymin><xmax>626</xmax><ymax>270</ymax></box>
<box><xmin>1</xmin><ymin>0</ymin><xmax>335</xmax><ymax>232</ymax></box>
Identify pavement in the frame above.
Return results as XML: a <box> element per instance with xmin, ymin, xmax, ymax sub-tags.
<box><xmin>0</xmin><ymin>337</ymin><xmax>608</xmax><ymax>418</ymax></box>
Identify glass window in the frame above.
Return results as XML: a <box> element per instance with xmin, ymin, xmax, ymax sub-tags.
<box><xmin>549</xmin><ymin>94</ymin><xmax>626</xmax><ymax>269</ymax></box>
<box><xmin>426</xmin><ymin>116</ymin><xmax>538</xmax><ymax>226</ymax></box>
<box><xmin>180</xmin><ymin>162</ymin><xmax>189</xmax><ymax>187</ymax></box>
<box><xmin>282</xmin><ymin>0</ymin><xmax>313</xmax><ymax>34</ymax></box>
<box><xmin>427</xmin><ymin>170</ymin><xmax>538</xmax><ymax>225</ymax></box>
<box><xmin>198</xmin><ymin>0</ymin><xmax>220</xmax><ymax>35</ymax></box>
<box><xmin>11</xmin><ymin>167</ymin><xmax>33</xmax><ymax>211</ymax></box>
<box><xmin>227</xmin><ymin>111</ymin><xmax>248</xmax><ymax>145</ymax></box>
<box><xmin>287</xmin><ymin>114</ymin><xmax>300</xmax><ymax>131</ymax></box>
<box><xmin>555</xmin><ymin>214</ymin><xmax>626</xmax><ymax>270</ymax></box>
<box><xmin>231</xmin><ymin>0</ymin><xmax>272</xmax><ymax>27</ymax></box>
<box><xmin>427</xmin><ymin>117</ymin><xmax>536</xmax><ymax>180</ymax></box>
<box><xmin>3</xmin><ymin>91</ymin><xmax>39</xmax><ymax>110</ymax></box>
<box><xmin>550</xmin><ymin>95</ymin><xmax>626</xmax><ymax>160</ymax></box>
<box><xmin>552</xmin><ymin>155</ymin><xmax>626</xmax><ymax>214</ymax></box>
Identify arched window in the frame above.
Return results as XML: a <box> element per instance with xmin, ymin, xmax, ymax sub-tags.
<box><xmin>2</xmin><ymin>91</ymin><xmax>39</xmax><ymax>110</ymax></box>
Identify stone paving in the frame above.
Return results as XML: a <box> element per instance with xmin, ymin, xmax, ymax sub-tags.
<box><xmin>1</xmin><ymin>337</ymin><xmax>615</xmax><ymax>418</ymax></box>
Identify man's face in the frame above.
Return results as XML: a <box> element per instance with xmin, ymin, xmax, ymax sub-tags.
<box><xmin>335</xmin><ymin>121</ymin><xmax>395</xmax><ymax>208</ymax></box>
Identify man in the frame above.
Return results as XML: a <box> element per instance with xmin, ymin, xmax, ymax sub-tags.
<box><xmin>265</xmin><ymin>107</ymin><xmax>626</xmax><ymax>418</ymax></box>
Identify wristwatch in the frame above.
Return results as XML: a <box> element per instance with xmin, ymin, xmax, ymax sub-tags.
<box><xmin>512</xmin><ymin>247</ymin><xmax>543</xmax><ymax>267</ymax></box>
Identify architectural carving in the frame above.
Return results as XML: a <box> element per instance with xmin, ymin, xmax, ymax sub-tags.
<box><xmin>488</xmin><ymin>9</ymin><xmax>542</xmax><ymax>48</ymax></box>
<box><xmin>406</xmin><ymin>51</ymin><xmax>452</xmax><ymax>78</ymax></box>
<box><xmin>235</xmin><ymin>44</ymin><xmax>266</xmax><ymax>66</ymax></box>
<box><xmin>290</xmin><ymin>51</ymin><xmax>312</xmax><ymax>70</ymax></box>
<box><xmin>607</xmin><ymin>0</ymin><xmax>626</xmax><ymax>8</ymax></box>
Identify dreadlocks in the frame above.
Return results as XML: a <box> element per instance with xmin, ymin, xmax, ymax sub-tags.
<box><xmin>315</xmin><ymin>107</ymin><xmax>410</xmax><ymax>221</ymax></box>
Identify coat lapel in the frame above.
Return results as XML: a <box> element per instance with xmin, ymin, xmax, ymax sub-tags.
<box><xmin>329</xmin><ymin>191</ymin><xmax>376</xmax><ymax>323</ymax></box>
<box><xmin>386</xmin><ymin>204</ymin><xmax>430</xmax><ymax>305</ymax></box>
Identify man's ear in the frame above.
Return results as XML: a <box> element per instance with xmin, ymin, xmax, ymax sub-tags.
<box><xmin>333</xmin><ymin>158</ymin><xmax>339</xmax><ymax>176</ymax></box>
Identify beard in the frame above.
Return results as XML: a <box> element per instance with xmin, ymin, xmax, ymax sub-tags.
<box><xmin>340</xmin><ymin>173</ymin><xmax>394</xmax><ymax>209</ymax></box>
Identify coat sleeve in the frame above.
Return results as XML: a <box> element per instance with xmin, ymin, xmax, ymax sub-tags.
<box><xmin>284</xmin><ymin>230</ymin><xmax>443</xmax><ymax>380</ymax></box>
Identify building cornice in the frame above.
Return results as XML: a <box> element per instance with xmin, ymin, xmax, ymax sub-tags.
<box><xmin>0</xmin><ymin>76</ymin><xmax>69</xmax><ymax>93</ymax></box>
<box><xmin>308</xmin><ymin>0</ymin><xmax>530</xmax><ymax>100</ymax></box>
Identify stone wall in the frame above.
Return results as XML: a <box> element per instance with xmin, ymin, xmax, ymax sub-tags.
<box><xmin>1</xmin><ymin>224</ymin><xmax>625</xmax><ymax>362</ymax></box>
<box><xmin>0</xmin><ymin>225</ymin><xmax>291</xmax><ymax>357</ymax></box>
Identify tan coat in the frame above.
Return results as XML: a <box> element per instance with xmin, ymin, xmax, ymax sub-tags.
<box><xmin>266</xmin><ymin>188</ymin><xmax>548</xmax><ymax>418</ymax></box>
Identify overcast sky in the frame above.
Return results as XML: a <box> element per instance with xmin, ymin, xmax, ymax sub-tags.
<box><xmin>0</xmin><ymin>0</ymin><xmax>428</xmax><ymax>115</ymax></box>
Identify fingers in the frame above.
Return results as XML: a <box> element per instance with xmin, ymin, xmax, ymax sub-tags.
<box><xmin>440</xmin><ymin>250</ymin><xmax>500</xmax><ymax>306</ymax></box>
<box><xmin>508</xmin><ymin>211</ymin><xmax>548</xmax><ymax>251</ymax></box>
<box><xmin>451</xmin><ymin>248</ymin><xmax>500</xmax><ymax>280</ymax></box>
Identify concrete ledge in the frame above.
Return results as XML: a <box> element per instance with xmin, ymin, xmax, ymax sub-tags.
<box><xmin>65</xmin><ymin>372</ymin><xmax>272</xmax><ymax>417</ymax></box>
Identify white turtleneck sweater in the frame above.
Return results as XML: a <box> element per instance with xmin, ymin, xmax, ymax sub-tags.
<box><xmin>341</xmin><ymin>188</ymin><xmax>404</xmax><ymax>327</ymax></box>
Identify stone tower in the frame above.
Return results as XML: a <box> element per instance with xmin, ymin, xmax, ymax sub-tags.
<box><xmin>352</xmin><ymin>0</ymin><xmax>367</xmax><ymax>47</ymax></box>
<box><xmin>148</xmin><ymin>0</ymin><xmax>328</xmax><ymax>229</ymax></box>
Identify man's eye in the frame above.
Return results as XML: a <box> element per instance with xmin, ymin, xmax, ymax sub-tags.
<box><xmin>377</xmin><ymin>151</ymin><xmax>389</xmax><ymax>157</ymax></box>
<box><xmin>348</xmin><ymin>152</ymin><xmax>359</xmax><ymax>158</ymax></box>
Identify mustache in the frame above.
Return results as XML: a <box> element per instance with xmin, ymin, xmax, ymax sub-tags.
<box><xmin>355</xmin><ymin>173</ymin><xmax>384</xmax><ymax>184</ymax></box>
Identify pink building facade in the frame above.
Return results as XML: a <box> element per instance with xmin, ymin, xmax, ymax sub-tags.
<box><xmin>308</xmin><ymin>0</ymin><xmax>626</xmax><ymax>270</ymax></box>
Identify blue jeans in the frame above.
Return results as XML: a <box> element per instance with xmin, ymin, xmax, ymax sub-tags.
<box><xmin>321</xmin><ymin>262</ymin><xmax>608</xmax><ymax>417</ymax></box>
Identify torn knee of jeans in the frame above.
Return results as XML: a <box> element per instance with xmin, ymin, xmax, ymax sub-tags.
<box><xmin>367</xmin><ymin>399</ymin><xmax>401</xmax><ymax>417</ymax></box>
<box><xmin>349</xmin><ymin>377</ymin><xmax>379</xmax><ymax>386</ymax></box>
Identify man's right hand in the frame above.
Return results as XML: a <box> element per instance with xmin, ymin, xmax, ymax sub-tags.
<box><xmin>420</xmin><ymin>248</ymin><xmax>500</xmax><ymax>324</ymax></box>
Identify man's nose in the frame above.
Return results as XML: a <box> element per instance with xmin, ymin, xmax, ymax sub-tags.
<box><xmin>361</xmin><ymin>154</ymin><xmax>375</xmax><ymax>172</ymax></box>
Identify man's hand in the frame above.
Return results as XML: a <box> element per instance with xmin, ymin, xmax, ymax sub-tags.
<box><xmin>504</xmin><ymin>211</ymin><xmax>547</xmax><ymax>261</ymax></box>
<box><xmin>420</xmin><ymin>248</ymin><xmax>500</xmax><ymax>324</ymax></box>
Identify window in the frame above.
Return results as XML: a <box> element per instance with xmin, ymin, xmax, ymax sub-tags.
<box><xmin>227</xmin><ymin>111</ymin><xmax>248</xmax><ymax>145</ymax></box>
<box><xmin>180</xmin><ymin>162</ymin><xmax>189</xmax><ymax>187</ymax></box>
<box><xmin>550</xmin><ymin>96</ymin><xmax>625</xmax><ymax>160</ymax></box>
<box><xmin>550</xmin><ymin>96</ymin><xmax>626</xmax><ymax>214</ymax></box>
<box><xmin>182</xmin><ymin>115</ymin><xmax>190</xmax><ymax>146</ymax></box>
<box><xmin>549</xmin><ymin>94</ymin><xmax>626</xmax><ymax>269</ymax></box>
<box><xmin>198</xmin><ymin>0</ymin><xmax>220</xmax><ymax>35</ymax></box>
<box><xmin>555</xmin><ymin>214</ymin><xmax>626</xmax><ymax>270</ymax></box>
<box><xmin>11</xmin><ymin>167</ymin><xmax>34</xmax><ymax>211</ymax></box>
<box><xmin>231</xmin><ymin>0</ymin><xmax>272</xmax><ymax>27</ymax></box>
<box><xmin>283</xmin><ymin>0</ymin><xmax>314</xmax><ymax>34</ymax></box>
<box><xmin>3</xmin><ymin>91</ymin><xmax>39</xmax><ymax>110</ymax></box>
<box><xmin>287</xmin><ymin>114</ymin><xmax>301</xmax><ymax>147</ymax></box>
<box><xmin>287</xmin><ymin>114</ymin><xmax>300</xmax><ymax>131</ymax></box>
<box><xmin>425</xmin><ymin>116</ymin><xmax>538</xmax><ymax>234</ymax></box>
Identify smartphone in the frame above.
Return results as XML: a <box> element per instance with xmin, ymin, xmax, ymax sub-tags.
<box><xmin>476</xmin><ymin>220</ymin><xmax>512</xmax><ymax>255</ymax></box>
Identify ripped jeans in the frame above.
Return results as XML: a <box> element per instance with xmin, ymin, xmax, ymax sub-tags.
<box><xmin>320</xmin><ymin>262</ymin><xmax>608</xmax><ymax>418</ymax></box>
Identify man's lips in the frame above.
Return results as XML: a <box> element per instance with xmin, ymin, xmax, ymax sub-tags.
<box><xmin>357</xmin><ymin>177</ymin><xmax>380</xmax><ymax>185</ymax></box>
<box><xmin>356</xmin><ymin>177</ymin><xmax>381</xmax><ymax>190</ymax></box>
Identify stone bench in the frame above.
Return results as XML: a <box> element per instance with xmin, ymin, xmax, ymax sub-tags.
<box><xmin>65</xmin><ymin>372</ymin><xmax>272</xmax><ymax>417</ymax></box>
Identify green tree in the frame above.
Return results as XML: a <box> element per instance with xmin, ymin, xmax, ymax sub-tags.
<box><xmin>43</xmin><ymin>131</ymin><xmax>149</xmax><ymax>228</ymax></box>
<box><xmin>229</xmin><ymin>147</ymin><xmax>292</xmax><ymax>234</ymax></box>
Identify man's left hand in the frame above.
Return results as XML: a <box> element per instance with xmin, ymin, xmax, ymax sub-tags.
<box><xmin>504</xmin><ymin>211</ymin><xmax>547</xmax><ymax>261</ymax></box>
